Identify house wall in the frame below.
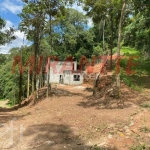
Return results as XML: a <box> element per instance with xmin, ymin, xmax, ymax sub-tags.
<box><xmin>63</xmin><ymin>72</ymin><xmax>83</xmax><ymax>85</ymax></box>
<box><xmin>70</xmin><ymin>73</ymin><xmax>83</xmax><ymax>85</ymax></box>
<box><xmin>49</xmin><ymin>61</ymin><xmax>77</xmax><ymax>83</ymax></box>
<box><xmin>63</xmin><ymin>73</ymin><xmax>71</xmax><ymax>85</ymax></box>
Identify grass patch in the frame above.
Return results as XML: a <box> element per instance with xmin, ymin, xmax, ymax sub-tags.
<box><xmin>93</xmin><ymin>147</ymin><xmax>103</xmax><ymax>150</ymax></box>
<box><xmin>6</xmin><ymin>103</ymin><xmax>14</xmax><ymax>108</ymax></box>
<box><xmin>120</xmin><ymin>47</ymin><xmax>140</xmax><ymax>55</ymax></box>
<box><xmin>117</xmin><ymin>47</ymin><xmax>150</xmax><ymax>91</ymax></box>
<box><xmin>120</xmin><ymin>71</ymin><xmax>143</xmax><ymax>92</ymax></box>
<box><xmin>96</xmin><ymin>123</ymin><xmax>107</xmax><ymax>132</ymax></box>
<box><xmin>0</xmin><ymin>99</ymin><xmax>6</xmax><ymax>101</ymax></box>
<box><xmin>130</xmin><ymin>144</ymin><xmax>150</xmax><ymax>150</ymax></box>
<box><xmin>140</xmin><ymin>102</ymin><xmax>150</xmax><ymax>109</ymax></box>
<box><xmin>140</xmin><ymin>127</ymin><xmax>150</xmax><ymax>133</ymax></box>
<box><xmin>113</xmin><ymin>46</ymin><xmax>140</xmax><ymax>55</ymax></box>
<box><xmin>131</xmin><ymin>84</ymin><xmax>143</xmax><ymax>92</ymax></box>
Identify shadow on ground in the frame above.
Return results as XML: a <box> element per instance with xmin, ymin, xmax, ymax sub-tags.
<box><xmin>22</xmin><ymin>123</ymin><xmax>117</xmax><ymax>150</ymax></box>
<box><xmin>0</xmin><ymin>112</ymin><xmax>30</xmax><ymax>128</ymax></box>
<box><xmin>31</xmin><ymin>87</ymin><xmax>90</xmax><ymax>106</ymax></box>
<box><xmin>6</xmin><ymin>83</ymin><xmax>148</xmax><ymax>111</ymax></box>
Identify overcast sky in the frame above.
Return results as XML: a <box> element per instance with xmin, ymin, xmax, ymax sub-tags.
<box><xmin>0</xmin><ymin>0</ymin><xmax>92</xmax><ymax>54</ymax></box>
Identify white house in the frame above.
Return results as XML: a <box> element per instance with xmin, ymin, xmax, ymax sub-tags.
<box><xmin>47</xmin><ymin>61</ymin><xmax>83</xmax><ymax>85</ymax></box>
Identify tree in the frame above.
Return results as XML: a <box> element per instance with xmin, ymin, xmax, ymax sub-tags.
<box><xmin>123</xmin><ymin>2</ymin><xmax>150</xmax><ymax>56</ymax></box>
<box><xmin>0</xmin><ymin>17</ymin><xmax>16</xmax><ymax>45</ymax></box>
<box><xmin>0</xmin><ymin>61</ymin><xmax>19</xmax><ymax>105</ymax></box>
<box><xmin>83</xmin><ymin>0</ymin><xmax>129</xmax><ymax>69</ymax></box>
<box><xmin>52</xmin><ymin>8</ymin><xmax>95</xmax><ymax>60</ymax></box>
<box><xmin>41</xmin><ymin>0</ymin><xmax>66</xmax><ymax>96</ymax></box>
<box><xmin>19</xmin><ymin>0</ymin><xmax>46</xmax><ymax>102</ymax></box>
<box><xmin>116</xmin><ymin>0</ymin><xmax>126</xmax><ymax>98</ymax></box>
<box><xmin>0</xmin><ymin>54</ymin><xmax>7</xmax><ymax>66</ymax></box>
<box><xmin>20</xmin><ymin>0</ymin><xmax>76</xmax><ymax>97</ymax></box>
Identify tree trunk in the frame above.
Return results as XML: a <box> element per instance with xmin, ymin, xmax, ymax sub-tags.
<box><xmin>93</xmin><ymin>72</ymin><xmax>100</xmax><ymax>96</ymax></box>
<box><xmin>110</xmin><ymin>12</ymin><xmax>114</xmax><ymax>70</ymax></box>
<box><xmin>19</xmin><ymin>72</ymin><xmax>22</xmax><ymax>106</ymax></box>
<box><xmin>32</xmin><ymin>73</ymin><xmax>34</xmax><ymax>93</ymax></box>
<box><xmin>116</xmin><ymin>1</ymin><xmax>126</xmax><ymax>98</ymax></box>
<box><xmin>18</xmin><ymin>47</ymin><xmax>23</xmax><ymax>106</ymax></box>
<box><xmin>39</xmin><ymin>73</ymin><xmax>42</xmax><ymax>89</ymax></box>
<box><xmin>47</xmin><ymin>57</ymin><xmax>50</xmax><ymax>97</ymax></box>
<box><xmin>27</xmin><ymin>69</ymin><xmax>30</xmax><ymax>98</ymax></box>
<box><xmin>47</xmin><ymin>12</ymin><xmax>52</xmax><ymax>97</ymax></box>
<box><xmin>103</xmin><ymin>19</ymin><xmax>105</xmax><ymax>51</ymax></box>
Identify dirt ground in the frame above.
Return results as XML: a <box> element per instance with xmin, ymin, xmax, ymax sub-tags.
<box><xmin>0</xmin><ymin>79</ymin><xmax>150</xmax><ymax>150</ymax></box>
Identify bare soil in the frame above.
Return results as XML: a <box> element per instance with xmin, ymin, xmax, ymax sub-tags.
<box><xmin>0</xmin><ymin>76</ymin><xmax>150</xmax><ymax>150</ymax></box>
<box><xmin>0</xmin><ymin>100</ymin><xmax>9</xmax><ymax>108</ymax></box>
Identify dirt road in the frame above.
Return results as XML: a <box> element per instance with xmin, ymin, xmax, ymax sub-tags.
<box><xmin>0</xmin><ymin>84</ymin><xmax>150</xmax><ymax>150</ymax></box>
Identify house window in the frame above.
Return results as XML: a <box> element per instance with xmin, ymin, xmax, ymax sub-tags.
<box><xmin>73</xmin><ymin>75</ymin><xmax>80</xmax><ymax>81</ymax></box>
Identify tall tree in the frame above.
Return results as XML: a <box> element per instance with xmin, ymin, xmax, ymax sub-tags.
<box><xmin>0</xmin><ymin>17</ymin><xmax>16</xmax><ymax>45</ymax></box>
<box><xmin>20</xmin><ymin>0</ymin><xmax>75</xmax><ymax>97</ymax></box>
<box><xmin>116</xmin><ymin>0</ymin><xmax>126</xmax><ymax>98</ymax></box>
<box><xmin>83</xmin><ymin>0</ymin><xmax>128</xmax><ymax>68</ymax></box>
<box><xmin>52</xmin><ymin>8</ymin><xmax>95</xmax><ymax>60</ymax></box>
<box><xmin>124</xmin><ymin>1</ymin><xmax>150</xmax><ymax>56</ymax></box>
<box><xmin>41</xmin><ymin>0</ymin><xmax>66</xmax><ymax>96</ymax></box>
<box><xmin>19</xmin><ymin>0</ymin><xmax>46</xmax><ymax>101</ymax></box>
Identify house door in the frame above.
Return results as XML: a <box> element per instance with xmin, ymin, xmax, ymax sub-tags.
<box><xmin>59</xmin><ymin>75</ymin><xmax>63</xmax><ymax>84</ymax></box>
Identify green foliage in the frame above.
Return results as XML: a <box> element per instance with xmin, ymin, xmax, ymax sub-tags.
<box><xmin>120</xmin><ymin>70</ymin><xmax>143</xmax><ymax>92</ymax></box>
<box><xmin>92</xmin><ymin>44</ymin><xmax>103</xmax><ymax>56</ymax></box>
<box><xmin>0</xmin><ymin>17</ymin><xmax>16</xmax><ymax>45</ymax></box>
<box><xmin>113</xmin><ymin>46</ymin><xmax>140</xmax><ymax>55</ymax></box>
<box><xmin>124</xmin><ymin>7</ymin><xmax>150</xmax><ymax>54</ymax></box>
<box><xmin>0</xmin><ymin>60</ymin><xmax>19</xmax><ymax>105</ymax></box>
<box><xmin>51</xmin><ymin>8</ymin><xmax>95</xmax><ymax>60</ymax></box>
<box><xmin>118</xmin><ymin>46</ymin><xmax>150</xmax><ymax>91</ymax></box>
<box><xmin>75</xmin><ymin>47</ymin><xmax>87</xmax><ymax>59</ymax></box>
<box><xmin>0</xmin><ymin>54</ymin><xmax>7</xmax><ymax>66</ymax></box>
<box><xmin>120</xmin><ymin>47</ymin><xmax>140</xmax><ymax>55</ymax></box>
<box><xmin>120</xmin><ymin>56</ymin><xmax>150</xmax><ymax>91</ymax></box>
<box><xmin>0</xmin><ymin>46</ymin><xmax>30</xmax><ymax>106</ymax></box>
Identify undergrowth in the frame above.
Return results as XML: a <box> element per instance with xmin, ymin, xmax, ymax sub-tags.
<box><xmin>118</xmin><ymin>51</ymin><xmax>150</xmax><ymax>92</ymax></box>
<box><xmin>120</xmin><ymin>69</ymin><xmax>143</xmax><ymax>92</ymax></box>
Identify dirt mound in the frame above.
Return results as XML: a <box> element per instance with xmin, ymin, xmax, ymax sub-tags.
<box><xmin>83</xmin><ymin>73</ymin><xmax>95</xmax><ymax>85</ymax></box>
<box><xmin>81</xmin><ymin>75</ymin><xmax>148</xmax><ymax>109</ymax></box>
<box><xmin>17</xmin><ymin>87</ymin><xmax>48</xmax><ymax>108</ymax></box>
<box><xmin>21</xmin><ymin>86</ymin><xmax>82</xmax><ymax>107</ymax></box>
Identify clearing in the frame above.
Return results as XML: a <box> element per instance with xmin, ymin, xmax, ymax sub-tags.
<box><xmin>0</xmin><ymin>76</ymin><xmax>150</xmax><ymax>150</ymax></box>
